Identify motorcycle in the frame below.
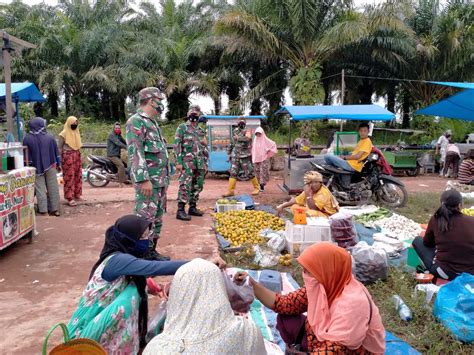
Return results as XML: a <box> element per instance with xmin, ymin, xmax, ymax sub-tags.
<box><xmin>86</xmin><ymin>155</ymin><xmax>130</xmax><ymax>188</ymax></box>
<box><xmin>311</xmin><ymin>152</ymin><xmax>408</xmax><ymax>208</ymax></box>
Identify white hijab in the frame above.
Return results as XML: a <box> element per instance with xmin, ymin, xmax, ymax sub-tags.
<box><xmin>143</xmin><ymin>259</ymin><xmax>266</xmax><ymax>355</ymax></box>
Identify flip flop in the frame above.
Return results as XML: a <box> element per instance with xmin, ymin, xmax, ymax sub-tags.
<box><xmin>68</xmin><ymin>200</ymin><xmax>77</xmax><ymax>207</ymax></box>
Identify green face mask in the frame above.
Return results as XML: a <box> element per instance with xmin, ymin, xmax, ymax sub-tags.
<box><xmin>151</xmin><ymin>98</ymin><xmax>164</xmax><ymax>115</ymax></box>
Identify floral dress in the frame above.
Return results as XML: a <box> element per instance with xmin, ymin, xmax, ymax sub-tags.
<box><xmin>67</xmin><ymin>256</ymin><xmax>141</xmax><ymax>354</ymax></box>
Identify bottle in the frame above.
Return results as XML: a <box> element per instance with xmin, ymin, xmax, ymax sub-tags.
<box><xmin>392</xmin><ymin>295</ymin><xmax>413</xmax><ymax>321</ymax></box>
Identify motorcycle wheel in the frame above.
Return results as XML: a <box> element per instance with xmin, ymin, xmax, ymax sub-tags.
<box><xmin>87</xmin><ymin>165</ymin><xmax>110</xmax><ymax>188</ymax></box>
<box><xmin>377</xmin><ymin>182</ymin><xmax>408</xmax><ymax>208</ymax></box>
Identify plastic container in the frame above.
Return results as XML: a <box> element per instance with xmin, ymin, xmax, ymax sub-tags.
<box><xmin>392</xmin><ymin>295</ymin><xmax>413</xmax><ymax>321</ymax></box>
<box><xmin>285</xmin><ymin>238</ymin><xmax>315</xmax><ymax>257</ymax></box>
<box><xmin>215</xmin><ymin>202</ymin><xmax>246</xmax><ymax>213</ymax></box>
<box><xmin>259</xmin><ymin>270</ymin><xmax>282</xmax><ymax>293</ymax></box>
<box><xmin>285</xmin><ymin>219</ymin><xmax>332</xmax><ymax>244</ymax></box>
<box><xmin>293</xmin><ymin>206</ymin><xmax>307</xmax><ymax>225</ymax></box>
<box><xmin>415</xmin><ymin>273</ymin><xmax>434</xmax><ymax>284</ymax></box>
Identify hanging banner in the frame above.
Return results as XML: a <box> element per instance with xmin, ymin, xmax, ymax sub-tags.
<box><xmin>0</xmin><ymin>167</ymin><xmax>35</xmax><ymax>250</ymax></box>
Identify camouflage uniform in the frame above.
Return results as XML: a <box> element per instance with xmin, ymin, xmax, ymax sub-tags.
<box><xmin>228</xmin><ymin>127</ymin><xmax>254</xmax><ymax>179</ymax></box>
<box><xmin>126</xmin><ymin>107</ymin><xmax>169</xmax><ymax>240</ymax></box>
<box><xmin>174</xmin><ymin>122</ymin><xmax>207</xmax><ymax>205</ymax></box>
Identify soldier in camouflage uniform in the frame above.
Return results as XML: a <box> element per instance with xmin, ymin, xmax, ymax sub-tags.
<box><xmin>174</xmin><ymin>107</ymin><xmax>208</xmax><ymax>221</ymax></box>
<box><xmin>223</xmin><ymin>117</ymin><xmax>261</xmax><ymax>197</ymax></box>
<box><xmin>126</xmin><ymin>87</ymin><xmax>170</xmax><ymax>261</ymax></box>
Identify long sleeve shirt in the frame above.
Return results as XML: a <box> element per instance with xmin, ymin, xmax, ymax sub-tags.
<box><xmin>102</xmin><ymin>253</ymin><xmax>188</xmax><ymax>282</ymax></box>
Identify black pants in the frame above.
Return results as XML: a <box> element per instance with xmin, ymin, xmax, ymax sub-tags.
<box><xmin>412</xmin><ymin>237</ymin><xmax>458</xmax><ymax>280</ymax></box>
<box><xmin>443</xmin><ymin>152</ymin><xmax>460</xmax><ymax>177</ymax></box>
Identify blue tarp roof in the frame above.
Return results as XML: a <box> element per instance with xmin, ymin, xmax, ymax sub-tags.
<box><xmin>0</xmin><ymin>82</ymin><xmax>45</xmax><ymax>102</ymax></box>
<box><xmin>203</xmin><ymin>115</ymin><xmax>266</xmax><ymax>120</ymax></box>
<box><xmin>416</xmin><ymin>81</ymin><xmax>474</xmax><ymax>121</ymax></box>
<box><xmin>276</xmin><ymin>104</ymin><xmax>394</xmax><ymax>121</ymax></box>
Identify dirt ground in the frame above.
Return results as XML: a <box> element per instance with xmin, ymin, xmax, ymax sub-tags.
<box><xmin>0</xmin><ymin>173</ymin><xmax>447</xmax><ymax>353</ymax></box>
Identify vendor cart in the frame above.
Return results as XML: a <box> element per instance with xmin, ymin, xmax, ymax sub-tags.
<box><xmin>203</xmin><ymin>115</ymin><xmax>265</xmax><ymax>174</ymax></box>
<box><xmin>275</xmin><ymin>105</ymin><xmax>395</xmax><ymax>193</ymax></box>
<box><xmin>0</xmin><ymin>82</ymin><xmax>45</xmax><ymax>250</ymax></box>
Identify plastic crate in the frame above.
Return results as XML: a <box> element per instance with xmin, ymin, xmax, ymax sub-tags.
<box><xmin>285</xmin><ymin>238</ymin><xmax>315</xmax><ymax>257</ymax></box>
<box><xmin>285</xmin><ymin>219</ymin><xmax>332</xmax><ymax>243</ymax></box>
<box><xmin>215</xmin><ymin>202</ymin><xmax>246</xmax><ymax>213</ymax></box>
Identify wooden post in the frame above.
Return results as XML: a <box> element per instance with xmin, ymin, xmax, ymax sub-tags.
<box><xmin>2</xmin><ymin>33</ymin><xmax>13</xmax><ymax>135</ymax></box>
<box><xmin>340</xmin><ymin>69</ymin><xmax>345</xmax><ymax>132</ymax></box>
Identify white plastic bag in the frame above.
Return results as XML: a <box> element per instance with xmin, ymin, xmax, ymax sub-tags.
<box><xmin>253</xmin><ymin>245</ymin><xmax>279</xmax><ymax>267</ymax></box>
<box><xmin>266</xmin><ymin>232</ymin><xmax>286</xmax><ymax>253</ymax></box>
<box><xmin>351</xmin><ymin>241</ymin><xmax>389</xmax><ymax>284</ymax></box>
<box><xmin>222</xmin><ymin>272</ymin><xmax>255</xmax><ymax>313</ymax></box>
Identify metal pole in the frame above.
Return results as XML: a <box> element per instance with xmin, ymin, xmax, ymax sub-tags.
<box><xmin>288</xmin><ymin>118</ymin><xmax>292</xmax><ymax>169</ymax></box>
<box><xmin>340</xmin><ymin>69</ymin><xmax>345</xmax><ymax>132</ymax></box>
<box><xmin>15</xmin><ymin>99</ymin><xmax>20</xmax><ymax>140</ymax></box>
<box><xmin>2</xmin><ymin>34</ymin><xmax>14</xmax><ymax>136</ymax></box>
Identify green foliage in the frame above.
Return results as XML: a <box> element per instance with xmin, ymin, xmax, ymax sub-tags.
<box><xmin>289</xmin><ymin>63</ymin><xmax>324</xmax><ymax>105</ymax></box>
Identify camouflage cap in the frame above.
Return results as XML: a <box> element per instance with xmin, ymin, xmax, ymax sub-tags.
<box><xmin>138</xmin><ymin>87</ymin><xmax>164</xmax><ymax>101</ymax></box>
<box><xmin>189</xmin><ymin>104</ymin><xmax>201</xmax><ymax>112</ymax></box>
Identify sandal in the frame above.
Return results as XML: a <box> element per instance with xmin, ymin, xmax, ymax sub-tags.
<box><xmin>49</xmin><ymin>211</ymin><xmax>61</xmax><ymax>217</ymax></box>
<box><xmin>68</xmin><ymin>200</ymin><xmax>77</xmax><ymax>207</ymax></box>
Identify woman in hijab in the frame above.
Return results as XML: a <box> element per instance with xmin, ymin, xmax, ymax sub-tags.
<box><xmin>413</xmin><ymin>190</ymin><xmax>474</xmax><ymax>280</ymax></box>
<box><xmin>235</xmin><ymin>243</ymin><xmax>385</xmax><ymax>354</ymax></box>
<box><xmin>144</xmin><ymin>258</ymin><xmax>265</xmax><ymax>355</ymax></box>
<box><xmin>58</xmin><ymin>116</ymin><xmax>83</xmax><ymax>206</ymax></box>
<box><xmin>23</xmin><ymin>117</ymin><xmax>61</xmax><ymax>216</ymax></box>
<box><xmin>252</xmin><ymin>126</ymin><xmax>277</xmax><ymax>191</ymax></box>
<box><xmin>67</xmin><ymin>215</ymin><xmax>225</xmax><ymax>354</ymax></box>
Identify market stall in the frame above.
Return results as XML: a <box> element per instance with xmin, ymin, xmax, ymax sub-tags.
<box><xmin>203</xmin><ymin>115</ymin><xmax>265</xmax><ymax>174</ymax></box>
<box><xmin>274</xmin><ymin>104</ymin><xmax>395</xmax><ymax>193</ymax></box>
<box><xmin>0</xmin><ymin>82</ymin><xmax>45</xmax><ymax>250</ymax></box>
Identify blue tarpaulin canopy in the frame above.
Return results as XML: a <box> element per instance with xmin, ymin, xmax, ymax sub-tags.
<box><xmin>203</xmin><ymin>115</ymin><xmax>266</xmax><ymax>120</ymax></box>
<box><xmin>0</xmin><ymin>82</ymin><xmax>45</xmax><ymax>102</ymax></box>
<box><xmin>276</xmin><ymin>104</ymin><xmax>394</xmax><ymax>121</ymax></box>
<box><xmin>416</xmin><ymin>81</ymin><xmax>474</xmax><ymax>121</ymax></box>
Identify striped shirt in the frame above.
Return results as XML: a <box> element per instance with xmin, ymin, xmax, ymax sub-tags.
<box><xmin>458</xmin><ymin>159</ymin><xmax>474</xmax><ymax>184</ymax></box>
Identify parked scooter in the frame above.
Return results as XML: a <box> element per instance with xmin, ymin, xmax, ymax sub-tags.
<box><xmin>311</xmin><ymin>152</ymin><xmax>408</xmax><ymax>207</ymax></box>
<box><xmin>86</xmin><ymin>154</ymin><xmax>130</xmax><ymax>187</ymax></box>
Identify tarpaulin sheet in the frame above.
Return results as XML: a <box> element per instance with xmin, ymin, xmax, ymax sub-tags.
<box><xmin>276</xmin><ymin>104</ymin><xmax>394</xmax><ymax>121</ymax></box>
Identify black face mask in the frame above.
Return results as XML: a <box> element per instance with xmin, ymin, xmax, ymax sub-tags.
<box><xmin>188</xmin><ymin>113</ymin><xmax>199</xmax><ymax>123</ymax></box>
<box><xmin>238</xmin><ymin>122</ymin><xmax>246</xmax><ymax>129</ymax></box>
<box><xmin>70</xmin><ymin>124</ymin><xmax>78</xmax><ymax>130</ymax></box>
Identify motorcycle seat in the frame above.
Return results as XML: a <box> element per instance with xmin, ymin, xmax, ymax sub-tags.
<box><xmin>89</xmin><ymin>155</ymin><xmax>111</xmax><ymax>165</ymax></box>
<box><xmin>323</xmin><ymin>165</ymin><xmax>354</xmax><ymax>175</ymax></box>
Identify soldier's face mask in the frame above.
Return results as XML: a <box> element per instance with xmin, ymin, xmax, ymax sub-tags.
<box><xmin>238</xmin><ymin>121</ymin><xmax>246</xmax><ymax>129</ymax></box>
<box><xmin>151</xmin><ymin>98</ymin><xmax>164</xmax><ymax>115</ymax></box>
<box><xmin>188</xmin><ymin>112</ymin><xmax>199</xmax><ymax>123</ymax></box>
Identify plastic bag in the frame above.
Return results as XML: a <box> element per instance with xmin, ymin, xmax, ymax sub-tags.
<box><xmin>266</xmin><ymin>231</ymin><xmax>286</xmax><ymax>253</ymax></box>
<box><xmin>253</xmin><ymin>245</ymin><xmax>279</xmax><ymax>267</ymax></box>
<box><xmin>329</xmin><ymin>212</ymin><xmax>358</xmax><ymax>248</ymax></box>
<box><xmin>433</xmin><ymin>273</ymin><xmax>474</xmax><ymax>343</ymax></box>
<box><xmin>222</xmin><ymin>272</ymin><xmax>255</xmax><ymax>313</ymax></box>
<box><xmin>146</xmin><ymin>300</ymin><xmax>167</xmax><ymax>342</ymax></box>
<box><xmin>351</xmin><ymin>241</ymin><xmax>389</xmax><ymax>284</ymax></box>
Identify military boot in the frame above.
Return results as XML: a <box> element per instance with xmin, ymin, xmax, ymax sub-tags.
<box><xmin>176</xmin><ymin>202</ymin><xmax>191</xmax><ymax>221</ymax></box>
<box><xmin>145</xmin><ymin>239</ymin><xmax>170</xmax><ymax>261</ymax></box>
<box><xmin>188</xmin><ymin>202</ymin><xmax>204</xmax><ymax>217</ymax></box>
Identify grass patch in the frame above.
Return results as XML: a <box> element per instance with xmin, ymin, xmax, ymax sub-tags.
<box><xmin>396</xmin><ymin>192</ymin><xmax>439</xmax><ymax>223</ymax></box>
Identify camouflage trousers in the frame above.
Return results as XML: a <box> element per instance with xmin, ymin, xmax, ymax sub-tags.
<box><xmin>230</xmin><ymin>156</ymin><xmax>254</xmax><ymax>179</ymax></box>
<box><xmin>134</xmin><ymin>184</ymin><xmax>167</xmax><ymax>239</ymax></box>
<box><xmin>178</xmin><ymin>167</ymin><xmax>205</xmax><ymax>204</ymax></box>
<box><xmin>254</xmin><ymin>159</ymin><xmax>270</xmax><ymax>185</ymax></box>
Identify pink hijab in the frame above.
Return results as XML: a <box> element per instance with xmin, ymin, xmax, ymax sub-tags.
<box><xmin>252</xmin><ymin>127</ymin><xmax>277</xmax><ymax>163</ymax></box>
<box><xmin>298</xmin><ymin>243</ymin><xmax>386</xmax><ymax>354</ymax></box>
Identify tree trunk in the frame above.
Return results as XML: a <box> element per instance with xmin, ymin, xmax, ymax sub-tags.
<box><xmin>213</xmin><ymin>95</ymin><xmax>221</xmax><ymax>115</ymax></box>
<box><xmin>111</xmin><ymin>97</ymin><xmax>120</xmax><ymax>122</ymax></box>
<box><xmin>166</xmin><ymin>91</ymin><xmax>189</xmax><ymax>122</ymax></box>
<box><xmin>102</xmin><ymin>91</ymin><xmax>111</xmax><ymax>120</ymax></box>
<box><xmin>323</xmin><ymin>80</ymin><xmax>331</xmax><ymax>105</ymax></box>
<box><xmin>49</xmin><ymin>91</ymin><xmax>59</xmax><ymax>117</ymax></box>
<box><xmin>386</xmin><ymin>85</ymin><xmax>396</xmax><ymax>128</ymax></box>
<box><xmin>118</xmin><ymin>97</ymin><xmax>126</xmax><ymax>122</ymax></box>
<box><xmin>359</xmin><ymin>80</ymin><xmax>373</xmax><ymax>104</ymax></box>
<box><xmin>65</xmin><ymin>91</ymin><xmax>70</xmax><ymax>115</ymax></box>
<box><xmin>402</xmin><ymin>91</ymin><xmax>411</xmax><ymax>129</ymax></box>
<box><xmin>250</xmin><ymin>99</ymin><xmax>261</xmax><ymax>115</ymax></box>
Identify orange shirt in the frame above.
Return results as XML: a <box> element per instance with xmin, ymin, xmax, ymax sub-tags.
<box><xmin>347</xmin><ymin>138</ymin><xmax>373</xmax><ymax>172</ymax></box>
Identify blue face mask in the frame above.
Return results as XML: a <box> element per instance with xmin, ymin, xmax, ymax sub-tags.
<box><xmin>133</xmin><ymin>239</ymin><xmax>149</xmax><ymax>257</ymax></box>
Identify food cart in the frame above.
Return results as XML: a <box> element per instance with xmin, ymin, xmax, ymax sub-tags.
<box><xmin>275</xmin><ymin>104</ymin><xmax>395</xmax><ymax>193</ymax></box>
<box><xmin>0</xmin><ymin>82</ymin><xmax>45</xmax><ymax>250</ymax></box>
<box><xmin>203</xmin><ymin>115</ymin><xmax>265</xmax><ymax>175</ymax></box>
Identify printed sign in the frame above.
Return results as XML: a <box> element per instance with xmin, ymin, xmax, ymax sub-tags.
<box><xmin>0</xmin><ymin>167</ymin><xmax>35</xmax><ymax>250</ymax></box>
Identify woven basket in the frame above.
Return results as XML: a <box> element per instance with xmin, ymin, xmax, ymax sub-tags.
<box><xmin>42</xmin><ymin>323</ymin><xmax>106</xmax><ymax>355</ymax></box>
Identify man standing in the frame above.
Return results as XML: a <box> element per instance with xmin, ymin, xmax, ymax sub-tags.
<box><xmin>223</xmin><ymin>117</ymin><xmax>260</xmax><ymax>197</ymax></box>
<box><xmin>174</xmin><ymin>108</ymin><xmax>207</xmax><ymax>221</ymax></box>
<box><xmin>126</xmin><ymin>87</ymin><xmax>170</xmax><ymax>261</ymax></box>
<box><xmin>107</xmin><ymin>122</ymin><xmax>127</xmax><ymax>187</ymax></box>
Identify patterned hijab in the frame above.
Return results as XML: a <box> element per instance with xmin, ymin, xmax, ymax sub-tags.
<box><xmin>143</xmin><ymin>259</ymin><xmax>265</xmax><ymax>354</ymax></box>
